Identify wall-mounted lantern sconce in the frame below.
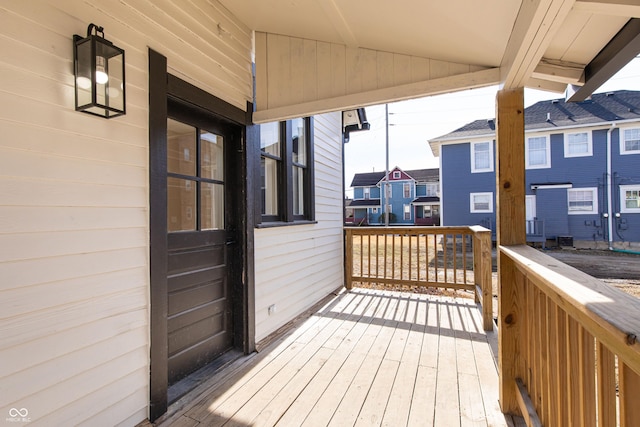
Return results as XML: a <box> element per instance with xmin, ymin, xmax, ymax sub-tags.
<box><xmin>73</xmin><ymin>24</ymin><xmax>125</xmax><ymax>118</ymax></box>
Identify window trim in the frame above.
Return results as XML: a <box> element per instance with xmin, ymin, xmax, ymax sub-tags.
<box><xmin>403</xmin><ymin>182</ymin><xmax>411</xmax><ymax>198</ymax></box>
<box><xmin>470</xmin><ymin>141</ymin><xmax>494</xmax><ymax>173</ymax></box>
<box><xmin>257</xmin><ymin>117</ymin><xmax>315</xmax><ymax>226</ymax></box>
<box><xmin>393</xmin><ymin>171</ymin><xmax>401</xmax><ymax>179</ymax></box>
<box><xmin>525</xmin><ymin>134</ymin><xmax>551</xmax><ymax>169</ymax></box>
<box><xmin>620</xmin><ymin>127</ymin><xmax>640</xmax><ymax>155</ymax></box>
<box><xmin>564</xmin><ymin>131</ymin><xmax>592</xmax><ymax>158</ymax></box>
<box><xmin>363</xmin><ymin>187</ymin><xmax>370</xmax><ymax>200</ymax></box>
<box><xmin>470</xmin><ymin>192</ymin><xmax>493</xmax><ymax>213</ymax></box>
<box><xmin>567</xmin><ymin>187</ymin><xmax>598</xmax><ymax>215</ymax></box>
<box><xmin>620</xmin><ymin>185</ymin><xmax>640</xmax><ymax>213</ymax></box>
<box><xmin>403</xmin><ymin>204</ymin><xmax>411</xmax><ymax>220</ymax></box>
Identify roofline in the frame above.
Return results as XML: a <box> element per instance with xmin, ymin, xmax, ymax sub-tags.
<box><xmin>429</xmin><ymin>117</ymin><xmax>640</xmax><ymax>155</ymax></box>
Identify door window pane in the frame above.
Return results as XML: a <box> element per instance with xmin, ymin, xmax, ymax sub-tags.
<box><xmin>261</xmin><ymin>157</ymin><xmax>279</xmax><ymax>215</ymax></box>
<box><xmin>201</xmin><ymin>131</ymin><xmax>224</xmax><ymax>181</ymax></box>
<box><xmin>201</xmin><ymin>182</ymin><xmax>224</xmax><ymax>230</ymax></box>
<box><xmin>168</xmin><ymin>177</ymin><xmax>196</xmax><ymax>231</ymax></box>
<box><xmin>168</xmin><ymin>119</ymin><xmax>196</xmax><ymax>175</ymax></box>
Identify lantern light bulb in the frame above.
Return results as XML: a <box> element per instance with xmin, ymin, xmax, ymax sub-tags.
<box><xmin>95</xmin><ymin>56</ymin><xmax>109</xmax><ymax>84</ymax></box>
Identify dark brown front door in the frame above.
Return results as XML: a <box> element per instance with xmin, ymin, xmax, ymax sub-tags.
<box><xmin>166</xmin><ymin>103</ymin><xmax>233</xmax><ymax>385</ymax></box>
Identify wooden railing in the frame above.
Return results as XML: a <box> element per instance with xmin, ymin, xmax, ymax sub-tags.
<box><xmin>344</xmin><ymin>226</ymin><xmax>493</xmax><ymax>330</ymax></box>
<box><xmin>499</xmin><ymin>245</ymin><xmax>640</xmax><ymax>426</ymax></box>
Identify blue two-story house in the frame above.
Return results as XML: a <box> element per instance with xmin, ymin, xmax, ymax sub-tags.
<box><xmin>348</xmin><ymin>167</ymin><xmax>440</xmax><ymax>225</ymax></box>
<box><xmin>429</xmin><ymin>90</ymin><xmax>640</xmax><ymax>249</ymax></box>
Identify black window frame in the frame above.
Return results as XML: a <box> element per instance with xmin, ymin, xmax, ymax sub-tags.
<box><xmin>256</xmin><ymin>117</ymin><xmax>315</xmax><ymax>226</ymax></box>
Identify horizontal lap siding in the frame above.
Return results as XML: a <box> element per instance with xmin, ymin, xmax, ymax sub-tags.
<box><xmin>0</xmin><ymin>0</ymin><xmax>251</xmax><ymax>425</ymax></box>
<box><xmin>254</xmin><ymin>112</ymin><xmax>343</xmax><ymax>341</ymax></box>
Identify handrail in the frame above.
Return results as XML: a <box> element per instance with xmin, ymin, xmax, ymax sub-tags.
<box><xmin>499</xmin><ymin>244</ymin><xmax>640</xmax><ymax>426</ymax></box>
<box><xmin>344</xmin><ymin>225</ymin><xmax>493</xmax><ymax>330</ymax></box>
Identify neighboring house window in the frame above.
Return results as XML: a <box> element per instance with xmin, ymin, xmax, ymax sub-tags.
<box><xmin>526</xmin><ymin>135</ymin><xmax>550</xmax><ymax>169</ymax></box>
<box><xmin>403</xmin><ymin>183</ymin><xmax>411</xmax><ymax>198</ymax></box>
<box><xmin>259</xmin><ymin>117</ymin><xmax>314</xmax><ymax>223</ymax></box>
<box><xmin>620</xmin><ymin>185</ymin><xmax>640</xmax><ymax>213</ymax></box>
<box><xmin>564</xmin><ymin>132</ymin><xmax>592</xmax><ymax>157</ymax></box>
<box><xmin>621</xmin><ymin>128</ymin><xmax>640</xmax><ymax>154</ymax></box>
<box><xmin>470</xmin><ymin>192</ymin><xmax>493</xmax><ymax>213</ymax></box>
<box><xmin>471</xmin><ymin>141</ymin><xmax>493</xmax><ymax>173</ymax></box>
<box><xmin>372</xmin><ymin>207</ymin><xmax>378</xmax><ymax>213</ymax></box>
<box><xmin>363</xmin><ymin>187</ymin><xmax>370</xmax><ymax>199</ymax></box>
<box><xmin>425</xmin><ymin>183</ymin><xmax>438</xmax><ymax>197</ymax></box>
<box><xmin>403</xmin><ymin>204</ymin><xmax>411</xmax><ymax>220</ymax></box>
<box><xmin>567</xmin><ymin>188</ymin><xmax>598</xmax><ymax>214</ymax></box>
<box><xmin>393</xmin><ymin>171</ymin><xmax>401</xmax><ymax>179</ymax></box>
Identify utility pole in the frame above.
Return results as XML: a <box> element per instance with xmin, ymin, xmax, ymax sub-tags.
<box><xmin>385</xmin><ymin>103</ymin><xmax>390</xmax><ymax>227</ymax></box>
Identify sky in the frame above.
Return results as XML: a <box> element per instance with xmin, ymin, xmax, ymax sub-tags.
<box><xmin>343</xmin><ymin>56</ymin><xmax>640</xmax><ymax>198</ymax></box>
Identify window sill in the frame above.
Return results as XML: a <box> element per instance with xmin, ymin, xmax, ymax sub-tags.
<box><xmin>256</xmin><ymin>220</ymin><xmax>318</xmax><ymax>229</ymax></box>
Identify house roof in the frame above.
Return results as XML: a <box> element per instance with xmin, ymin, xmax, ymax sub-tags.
<box><xmin>349</xmin><ymin>199</ymin><xmax>381</xmax><ymax>208</ymax></box>
<box><xmin>412</xmin><ymin>196</ymin><xmax>441</xmax><ymax>205</ymax></box>
<box><xmin>429</xmin><ymin>90</ymin><xmax>640</xmax><ymax>155</ymax></box>
<box><xmin>222</xmin><ymin>1</ymin><xmax>640</xmax><ymax>123</ymax></box>
<box><xmin>350</xmin><ymin>168</ymin><xmax>439</xmax><ymax>187</ymax></box>
<box><xmin>350</xmin><ymin>172</ymin><xmax>385</xmax><ymax>187</ymax></box>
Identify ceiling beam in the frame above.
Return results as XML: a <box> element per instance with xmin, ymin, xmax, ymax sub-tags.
<box><xmin>253</xmin><ymin>68</ymin><xmax>500</xmax><ymax>123</ymax></box>
<box><xmin>532</xmin><ymin>59</ymin><xmax>585</xmax><ymax>84</ymax></box>
<box><xmin>500</xmin><ymin>0</ymin><xmax>575</xmax><ymax>89</ymax></box>
<box><xmin>567</xmin><ymin>18</ymin><xmax>640</xmax><ymax>102</ymax></box>
<box><xmin>574</xmin><ymin>0</ymin><xmax>640</xmax><ymax>17</ymax></box>
<box><xmin>527</xmin><ymin>77</ymin><xmax>569</xmax><ymax>93</ymax></box>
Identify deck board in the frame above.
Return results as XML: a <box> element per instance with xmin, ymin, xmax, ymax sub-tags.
<box><xmin>160</xmin><ymin>288</ymin><xmax>516</xmax><ymax>427</ymax></box>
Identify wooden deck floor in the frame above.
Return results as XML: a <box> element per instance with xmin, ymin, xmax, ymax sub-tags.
<box><xmin>159</xmin><ymin>288</ymin><xmax>520</xmax><ymax>427</ymax></box>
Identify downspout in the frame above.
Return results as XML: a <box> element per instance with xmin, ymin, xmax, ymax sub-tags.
<box><xmin>606</xmin><ymin>123</ymin><xmax>615</xmax><ymax>250</ymax></box>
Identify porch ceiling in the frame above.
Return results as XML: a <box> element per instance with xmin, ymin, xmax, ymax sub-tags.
<box><xmin>219</xmin><ymin>0</ymin><xmax>640</xmax><ymax>122</ymax></box>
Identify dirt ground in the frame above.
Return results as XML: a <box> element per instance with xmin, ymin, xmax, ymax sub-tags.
<box><xmin>543</xmin><ymin>248</ymin><xmax>640</xmax><ymax>298</ymax></box>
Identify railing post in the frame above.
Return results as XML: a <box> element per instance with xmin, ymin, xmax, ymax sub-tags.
<box><xmin>480</xmin><ymin>230</ymin><xmax>493</xmax><ymax>331</ymax></box>
<box><xmin>496</xmin><ymin>87</ymin><xmax>527</xmax><ymax>415</ymax></box>
<box><xmin>345</xmin><ymin>228</ymin><xmax>353</xmax><ymax>290</ymax></box>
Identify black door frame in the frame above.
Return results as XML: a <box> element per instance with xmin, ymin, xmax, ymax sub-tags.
<box><xmin>148</xmin><ymin>48</ymin><xmax>256</xmax><ymax>421</ymax></box>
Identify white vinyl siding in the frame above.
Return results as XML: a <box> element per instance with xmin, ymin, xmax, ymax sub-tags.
<box><xmin>567</xmin><ymin>188</ymin><xmax>598</xmax><ymax>214</ymax></box>
<box><xmin>254</xmin><ymin>112</ymin><xmax>343</xmax><ymax>341</ymax></box>
<box><xmin>471</xmin><ymin>141</ymin><xmax>493</xmax><ymax>173</ymax></box>
<box><xmin>470</xmin><ymin>192</ymin><xmax>493</xmax><ymax>213</ymax></box>
<box><xmin>620</xmin><ymin>185</ymin><xmax>640</xmax><ymax>213</ymax></box>
<box><xmin>621</xmin><ymin>128</ymin><xmax>640</xmax><ymax>154</ymax></box>
<box><xmin>0</xmin><ymin>1</ymin><xmax>251</xmax><ymax>425</ymax></box>
<box><xmin>564</xmin><ymin>132</ymin><xmax>592</xmax><ymax>157</ymax></box>
<box><xmin>526</xmin><ymin>135</ymin><xmax>550</xmax><ymax>169</ymax></box>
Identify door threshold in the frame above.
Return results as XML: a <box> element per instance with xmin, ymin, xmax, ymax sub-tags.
<box><xmin>157</xmin><ymin>349</ymin><xmax>250</xmax><ymax>424</ymax></box>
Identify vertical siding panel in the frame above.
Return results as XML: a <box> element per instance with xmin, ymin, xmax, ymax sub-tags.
<box><xmin>289</xmin><ymin>37</ymin><xmax>305</xmax><ymax>105</ymax></box>
<box><xmin>345</xmin><ymin>47</ymin><xmax>363</xmax><ymax>95</ymax></box>
<box><xmin>316</xmin><ymin>41</ymin><xmax>332</xmax><ymax>99</ymax></box>
<box><xmin>394</xmin><ymin>54</ymin><xmax>413</xmax><ymax>86</ymax></box>
<box><xmin>303</xmin><ymin>39</ymin><xmax>318</xmax><ymax>102</ymax></box>
<box><xmin>411</xmin><ymin>57</ymin><xmax>431</xmax><ymax>82</ymax></box>
<box><xmin>267</xmin><ymin>33</ymin><xmax>292</xmax><ymax>109</ymax></box>
<box><xmin>377</xmin><ymin>51</ymin><xmax>395</xmax><ymax>89</ymax></box>
<box><xmin>330</xmin><ymin>44</ymin><xmax>346</xmax><ymax>97</ymax></box>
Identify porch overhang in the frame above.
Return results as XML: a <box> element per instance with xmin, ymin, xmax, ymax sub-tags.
<box><xmin>221</xmin><ymin>0</ymin><xmax>640</xmax><ymax>122</ymax></box>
